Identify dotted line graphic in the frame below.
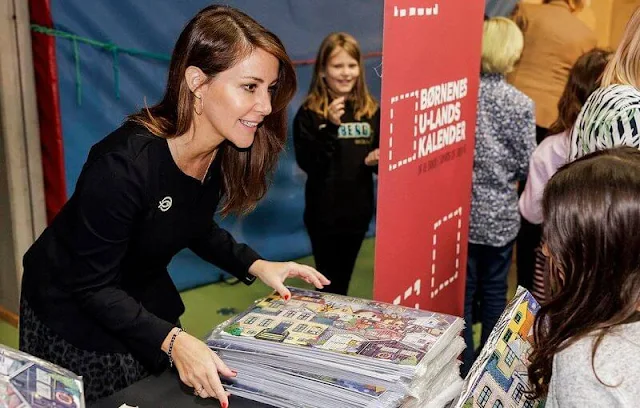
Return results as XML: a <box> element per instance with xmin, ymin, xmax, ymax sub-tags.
<box><xmin>431</xmin><ymin>207</ymin><xmax>462</xmax><ymax>299</ymax></box>
<box><xmin>393</xmin><ymin>4</ymin><xmax>440</xmax><ymax>18</ymax></box>
<box><xmin>388</xmin><ymin>90</ymin><xmax>420</xmax><ymax>172</ymax></box>
<box><xmin>393</xmin><ymin>279</ymin><xmax>422</xmax><ymax>309</ymax></box>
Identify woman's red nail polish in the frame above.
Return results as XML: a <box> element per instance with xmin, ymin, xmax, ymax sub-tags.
<box><xmin>284</xmin><ymin>294</ymin><xmax>290</xmax><ymax>301</ymax></box>
<box><xmin>221</xmin><ymin>402</ymin><xmax>228</xmax><ymax>408</ymax></box>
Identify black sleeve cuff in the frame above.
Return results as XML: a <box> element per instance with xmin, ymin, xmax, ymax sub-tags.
<box><xmin>239</xmin><ymin>249</ymin><xmax>261</xmax><ymax>285</ymax></box>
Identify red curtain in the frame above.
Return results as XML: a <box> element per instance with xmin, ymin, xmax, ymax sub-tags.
<box><xmin>29</xmin><ymin>0</ymin><xmax>67</xmax><ymax>223</ymax></box>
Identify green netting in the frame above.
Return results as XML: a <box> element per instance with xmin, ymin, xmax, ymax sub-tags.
<box><xmin>31</xmin><ymin>24</ymin><xmax>171</xmax><ymax>105</ymax></box>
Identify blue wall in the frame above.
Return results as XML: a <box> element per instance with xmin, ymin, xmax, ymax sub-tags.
<box><xmin>49</xmin><ymin>0</ymin><xmax>383</xmax><ymax>290</ymax></box>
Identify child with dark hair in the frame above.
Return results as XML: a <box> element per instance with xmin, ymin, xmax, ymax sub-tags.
<box><xmin>510</xmin><ymin>0</ymin><xmax>596</xmax><ymax>296</ymax></box>
<box><xmin>528</xmin><ymin>146</ymin><xmax>640</xmax><ymax>406</ymax></box>
<box><xmin>518</xmin><ymin>48</ymin><xmax>611</xmax><ymax>302</ymax></box>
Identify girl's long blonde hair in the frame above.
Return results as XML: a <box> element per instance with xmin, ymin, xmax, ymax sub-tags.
<box><xmin>304</xmin><ymin>32</ymin><xmax>377</xmax><ymax>120</ymax></box>
<box><xmin>601</xmin><ymin>8</ymin><xmax>640</xmax><ymax>88</ymax></box>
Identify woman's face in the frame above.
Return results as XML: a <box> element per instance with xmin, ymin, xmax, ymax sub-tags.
<box><xmin>198</xmin><ymin>48</ymin><xmax>279</xmax><ymax>149</ymax></box>
<box><xmin>323</xmin><ymin>47</ymin><xmax>360</xmax><ymax>98</ymax></box>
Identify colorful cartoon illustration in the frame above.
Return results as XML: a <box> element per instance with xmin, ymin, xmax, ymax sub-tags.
<box><xmin>0</xmin><ymin>346</ymin><xmax>84</xmax><ymax>408</ymax></box>
<box><xmin>456</xmin><ymin>287</ymin><xmax>544</xmax><ymax>408</ymax></box>
<box><xmin>212</xmin><ymin>287</ymin><xmax>460</xmax><ymax>367</ymax></box>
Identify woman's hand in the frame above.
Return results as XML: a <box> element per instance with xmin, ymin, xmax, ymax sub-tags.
<box><xmin>364</xmin><ymin>148</ymin><xmax>380</xmax><ymax>166</ymax></box>
<box><xmin>249</xmin><ymin>260</ymin><xmax>331</xmax><ymax>299</ymax></box>
<box><xmin>162</xmin><ymin>329</ymin><xmax>235</xmax><ymax>407</ymax></box>
<box><xmin>327</xmin><ymin>97</ymin><xmax>346</xmax><ymax>126</ymax></box>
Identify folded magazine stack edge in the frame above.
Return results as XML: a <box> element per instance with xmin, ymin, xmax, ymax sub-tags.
<box><xmin>207</xmin><ymin>287</ymin><xmax>466</xmax><ymax>408</ymax></box>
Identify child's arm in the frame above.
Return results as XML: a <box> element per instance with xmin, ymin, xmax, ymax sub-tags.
<box><xmin>514</xmin><ymin>100</ymin><xmax>537</xmax><ymax>182</ymax></box>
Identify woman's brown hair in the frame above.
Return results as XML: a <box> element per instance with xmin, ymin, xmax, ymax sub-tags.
<box><xmin>303</xmin><ymin>32</ymin><xmax>377</xmax><ymax>120</ymax></box>
<box><xmin>129</xmin><ymin>5</ymin><xmax>296</xmax><ymax>215</ymax></box>
<box><xmin>528</xmin><ymin>147</ymin><xmax>640</xmax><ymax>398</ymax></box>
<box><xmin>547</xmin><ymin>48</ymin><xmax>612</xmax><ymax>136</ymax></box>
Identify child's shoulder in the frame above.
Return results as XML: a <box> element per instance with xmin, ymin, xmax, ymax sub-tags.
<box><xmin>484</xmin><ymin>78</ymin><xmax>533</xmax><ymax>112</ymax></box>
<box><xmin>555</xmin><ymin>321</ymin><xmax>640</xmax><ymax>377</ymax></box>
<box><xmin>552</xmin><ymin>321</ymin><xmax>640</xmax><ymax>404</ymax></box>
<box><xmin>531</xmin><ymin>130</ymin><xmax>568</xmax><ymax>160</ymax></box>
<box><xmin>505</xmin><ymin>83</ymin><xmax>533</xmax><ymax>109</ymax></box>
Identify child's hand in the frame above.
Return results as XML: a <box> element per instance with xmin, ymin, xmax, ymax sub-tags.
<box><xmin>328</xmin><ymin>97</ymin><xmax>346</xmax><ymax>126</ymax></box>
<box><xmin>365</xmin><ymin>148</ymin><xmax>380</xmax><ymax>166</ymax></box>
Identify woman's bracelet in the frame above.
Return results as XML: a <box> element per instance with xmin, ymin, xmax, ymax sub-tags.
<box><xmin>167</xmin><ymin>328</ymin><xmax>183</xmax><ymax>367</ymax></box>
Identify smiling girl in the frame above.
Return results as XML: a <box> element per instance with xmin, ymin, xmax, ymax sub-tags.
<box><xmin>293</xmin><ymin>32</ymin><xmax>380</xmax><ymax>296</ymax></box>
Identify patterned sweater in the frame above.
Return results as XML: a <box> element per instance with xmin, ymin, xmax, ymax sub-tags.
<box><xmin>469</xmin><ymin>73</ymin><xmax>536</xmax><ymax>247</ymax></box>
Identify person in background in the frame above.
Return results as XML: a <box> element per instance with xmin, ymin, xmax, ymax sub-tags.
<box><xmin>519</xmin><ymin>48</ymin><xmax>612</xmax><ymax>302</ymax></box>
<box><xmin>462</xmin><ymin>17</ymin><xmax>536</xmax><ymax>376</ymax></box>
<box><xmin>509</xmin><ymin>0</ymin><xmax>596</xmax><ymax>142</ymax></box>
<box><xmin>19</xmin><ymin>5</ymin><xmax>329</xmax><ymax>405</ymax></box>
<box><xmin>293</xmin><ymin>32</ymin><xmax>380</xmax><ymax>296</ymax></box>
<box><xmin>570</xmin><ymin>8</ymin><xmax>640</xmax><ymax>161</ymax></box>
<box><xmin>528</xmin><ymin>147</ymin><xmax>640</xmax><ymax>407</ymax></box>
<box><xmin>508</xmin><ymin>0</ymin><xmax>596</xmax><ymax>294</ymax></box>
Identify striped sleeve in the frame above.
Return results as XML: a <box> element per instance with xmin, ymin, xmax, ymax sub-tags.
<box><xmin>570</xmin><ymin>84</ymin><xmax>640</xmax><ymax>160</ymax></box>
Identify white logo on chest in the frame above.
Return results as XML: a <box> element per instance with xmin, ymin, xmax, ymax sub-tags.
<box><xmin>158</xmin><ymin>196</ymin><xmax>173</xmax><ymax>212</ymax></box>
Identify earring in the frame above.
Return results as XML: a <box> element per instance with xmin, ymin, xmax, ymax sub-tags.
<box><xmin>194</xmin><ymin>94</ymin><xmax>203</xmax><ymax>115</ymax></box>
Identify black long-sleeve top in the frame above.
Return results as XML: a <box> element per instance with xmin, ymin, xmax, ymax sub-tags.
<box><xmin>21</xmin><ymin>122</ymin><xmax>260</xmax><ymax>370</ymax></box>
<box><xmin>293</xmin><ymin>101</ymin><xmax>380</xmax><ymax>234</ymax></box>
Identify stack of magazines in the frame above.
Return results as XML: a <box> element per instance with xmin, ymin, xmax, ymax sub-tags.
<box><xmin>207</xmin><ymin>287</ymin><xmax>465</xmax><ymax>408</ymax></box>
<box><xmin>0</xmin><ymin>344</ymin><xmax>85</xmax><ymax>408</ymax></box>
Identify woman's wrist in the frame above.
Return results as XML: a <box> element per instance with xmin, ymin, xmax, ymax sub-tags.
<box><xmin>163</xmin><ymin>327</ymin><xmax>184</xmax><ymax>367</ymax></box>
<box><xmin>248</xmin><ymin>259</ymin><xmax>268</xmax><ymax>279</ymax></box>
<box><xmin>161</xmin><ymin>327</ymin><xmax>182</xmax><ymax>353</ymax></box>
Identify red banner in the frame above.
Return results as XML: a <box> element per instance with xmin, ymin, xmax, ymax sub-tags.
<box><xmin>374</xmin><ymin>0</ymin><xmax>484</xmax><ymax>316</ymax></box>
<box><xmin>29</xmin><ymin>0</ymin><xmax>67</xmax><ymax>223</ymax></box>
